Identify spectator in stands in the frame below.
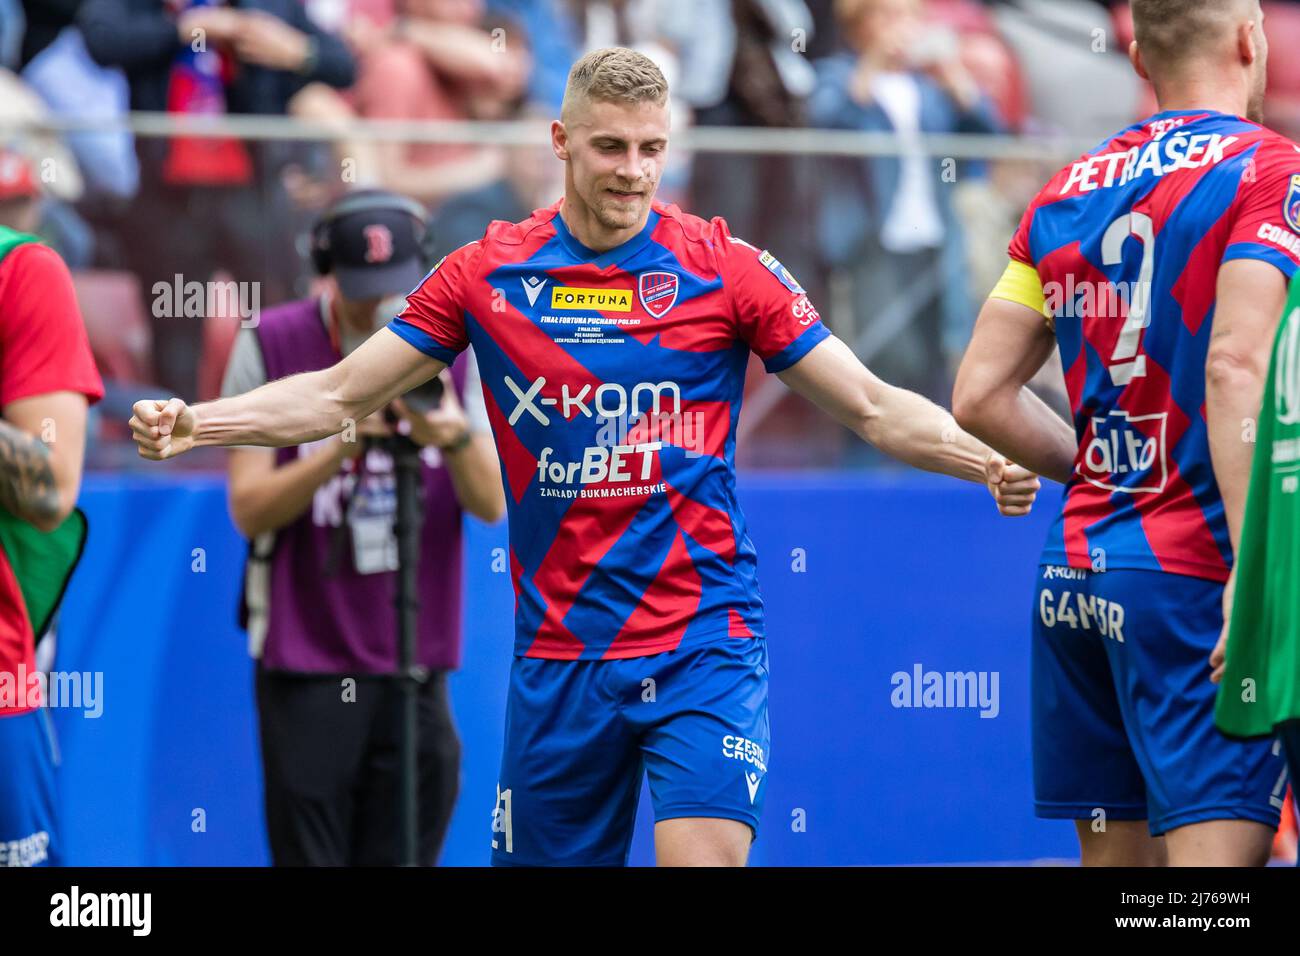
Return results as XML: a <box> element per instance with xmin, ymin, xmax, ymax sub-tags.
<box><xmin>678</xmin><ymin>0</ymin><xmax>824</xmax><ymax>308</ymax></box>
<box><xmin>221</xmin><ymin>190</ymin><xmax>503</xmax><ymax>865</ymax></box>
<box><xmin>77</xmin><ymin>0</ymin><xmax>356</xmax><ymax>397</ymax></box>
<box><xmin>293</xmin><ymin>0</ymin><xmax>529</xmax><ymax>205</ymax></box>
<box><xmin>809</xmin><ymin>0</ymin><xmax>1000</xmax><ymax>403</ymax></box>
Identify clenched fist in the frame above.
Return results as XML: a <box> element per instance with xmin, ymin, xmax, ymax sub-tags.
<box><xmin>985</xmin><ymin>454</ymin><xmax>1040</xmax><ymax>517</ymax></box>
<box><xmin>130</xmin><ymin>398</ymin><xmax>198</xmax><ymax>461</ymax></box>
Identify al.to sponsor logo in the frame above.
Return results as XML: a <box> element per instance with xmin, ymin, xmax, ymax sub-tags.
<box><xmin>890</xmin><ymin>664</ymin><xmax>1000</xmax><ymax>718</ymax></box>
<box><xmin>50</xmin><ymin>886</ymin><xmax>151</xmax><ymax>936</ymax></box>
<box><xmin>1078</xmin><ymin>410</ymin><xmax>1168</xmax><ymax>494</ymax></box>
<box><xmin>152</xmin><ymin>274</ymin><xmax>261</xmax><ymax>327</ymax></box>
<box><xmin>0</xmin><ymin>665</ymin><xmax>103</xmax><ymax>717</ymax></box>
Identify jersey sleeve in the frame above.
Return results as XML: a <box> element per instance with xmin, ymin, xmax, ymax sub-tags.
<box><xmin>1007</xmin><ymin>199</ymin><xmax>1035</xmax><ymax>267</ymax></box>
<box><xmin>386</xmin><ymin>240</ymin><xmax>481</xmax><ymax>365</ymax></box>
<box><xmin>0</xmin><ymin>243</ymin><xmax>104</xmax><ymax>408</ymax></box>
<box><xmin>714</xmin><ymin>219</ymin><xmax>830</xmax><ymax>373</ymax></box>
<box><xmin>1222</xmin><ymin>140</ymin><xmax>1300</xmax><ymax>279</ymax></box>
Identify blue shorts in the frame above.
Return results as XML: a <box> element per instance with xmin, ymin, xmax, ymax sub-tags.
<box><xmin>1032</xmin><ymin>566</ymin><xmax>1286</xmax><ymax>836</ymax></box>
<box><xmin>0</xmin><ymin>708</ymin><xmax>60</xmax><ymax>866</ymax></box>
<box><xmin>490</xmin><ymin>638</ymin><xmax>770</xmax><ymax>866</ymax></box>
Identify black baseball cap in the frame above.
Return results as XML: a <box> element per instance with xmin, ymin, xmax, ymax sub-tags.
<box><xmin>325</xmin><ymin>202</ymin><xmax>429</xmax><ymax>301</ymax></box>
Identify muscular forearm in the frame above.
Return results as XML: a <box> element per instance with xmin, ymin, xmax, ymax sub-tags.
<box><xmin>1207</xmin><ymin>365</ymin><xmax>1267</xmax><ymax>552</ymax></box>
<box><xmin>399</xmin><ymin>21</ymin><xmax>519</xmax><ymax>90</ymax></box>
<box><xmin>443</xmin><ymin>435</ymin><xmax>505</xmax><ymax>522</ymax></box>
<box><xmin>862</xmin><ymin>385</ymin><xmax>990</xmax><ymax>483</ymax></box>
<box><xmin>957</xmin><ymin>385</ymin><xmax>1076</xmax><ymax>485</ymax></box>
<box><xmin>230</xmin><ymin>442</ymin><xmax>350</xmax><ymax>538</ymax></box>
<box><xmin>0</xmin><ymin>420</ymin><xmax>60</xmax><ymax>530</ymax></box>
<box><xmin>194</xmin><ymin>368</ymin><xmax>365</xmax><ymax>448</ymax></box>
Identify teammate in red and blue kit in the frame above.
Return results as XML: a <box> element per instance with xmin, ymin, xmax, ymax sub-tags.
<box><xmin>955</xmin><ymin>0</ymin><xmax>1294</xmax><ymax>866</ymax></box>
<box><xmin>130</xmin><ymin>47</ymin><xmax>1040</xmax><ymax>866</ymax></box>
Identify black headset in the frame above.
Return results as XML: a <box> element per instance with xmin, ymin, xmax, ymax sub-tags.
<box><xmin>308</xmin><ymin>189</ymin><xmax>433</xmax><ymax>276</ymax></box>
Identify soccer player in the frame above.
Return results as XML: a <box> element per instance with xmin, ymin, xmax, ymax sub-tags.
<box><xmin>0</xmin><ymin>214</ymin><xmax>105</xmax><ymax>867</ymax></box>
<box><xmin>132</xmin><ymin>47</ymin><xmax>1039</xmax><ymax>867</ymax></box>
<box><xmin>953</xmin><ymin>0</ymin><xmax>1296</xmax><ymax>866</ymax></box>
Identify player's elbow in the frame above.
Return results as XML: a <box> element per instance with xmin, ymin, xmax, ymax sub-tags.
<box><xmin>1206</xmin><ymin>344</ymin><xmax>1269</xmax><ymax>396</ymax></box>
<box><xmin>952</xmin><ymin>369</ymin><xmax>1000</xmax><ymax>438</ymax></box>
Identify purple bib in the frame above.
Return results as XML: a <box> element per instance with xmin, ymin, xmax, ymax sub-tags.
<box><xmin>246</xmin><ymin>298</ymin><xmax>467</xmax><ymax>674</ymax></box>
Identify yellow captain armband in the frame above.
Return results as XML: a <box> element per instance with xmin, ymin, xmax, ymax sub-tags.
<box><xmin>989</xmin><ymin>259</ymin><xmax>1055</xmax><ymax>331</ymax></box>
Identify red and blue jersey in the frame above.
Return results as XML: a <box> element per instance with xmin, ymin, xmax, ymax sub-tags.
<box><xmin>389</xmin><ymin>199</ymin><xmax>829</xmax><ymax>659</ymax></box>
<box><xmin>1012</xmin><ymin>110</ymin><xmax>1300</xmax><ymax>581</ymax></box>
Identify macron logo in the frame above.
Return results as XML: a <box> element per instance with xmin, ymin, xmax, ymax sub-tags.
<box><xmin>522</xmin><ymin>276</ymin><xmax>547</xmax><ymax>307</ymax></box>
<box><xmin>745</xmin><ymin>772</ymin><xmax>761</xmax><ymax>805</ymax></box>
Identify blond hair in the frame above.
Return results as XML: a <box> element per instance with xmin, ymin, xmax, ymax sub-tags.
<box><xmin>560</xmin><ymin>47</ymin><xmax>669</xmax><ymax>124</ymax></box>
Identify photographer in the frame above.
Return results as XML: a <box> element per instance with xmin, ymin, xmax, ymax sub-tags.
<box><xmin>220</xmin><ymin>190</ymin><xmax>504</xmax><ymax>866</ymax></box>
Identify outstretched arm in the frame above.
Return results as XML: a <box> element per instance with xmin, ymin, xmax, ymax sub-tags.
<box><xmin>780</xmin><ymin>335</ymin><xmax>986</xmax><ymax>481</ymax></box>
<box><xmin>131</xmin><ymin>328</ymin><xmax>444</xmax><ymax>459</ymax></box>
<box><xmin>779</xmin><ymin>334</ymin><xmax>1040</xmax><ymax>514</ymax></box>
<box><xmin>953</xmin><ymin>295</ymin><xmax>1077</xmax><ymax>485</ymax></box>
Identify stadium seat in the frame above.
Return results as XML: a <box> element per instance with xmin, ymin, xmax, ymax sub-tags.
<box><xmin>70</xmin><ymin>269</ymin><xmax>153</xmax><ymax>385</ymax></box>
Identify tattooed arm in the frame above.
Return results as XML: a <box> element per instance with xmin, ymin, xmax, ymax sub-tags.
<box><xmin>0</xmin><ymin>392</ymin><xmax>90</xmax><ymax>533</ymax></box>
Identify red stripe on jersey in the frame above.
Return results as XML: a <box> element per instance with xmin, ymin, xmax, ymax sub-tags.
<box><xmin>1171</xmin><ymin>199</ymin><xmax>1236</xmax><ymax>336</ymax></box>
<box><xmin>473</xmin><ymin>237</ymin><xmax>607</xmax><ymax>406</ymax></box>
<box><xmin>480</xmin><ymin>376</ymin><xmax>536</xmax><ymax>504</ymax></box>
<box><xmin>509</xmin><ymin>546</ymin><xmax>522</xmax><ymax>614</ymax></box>
<box><xmin>1039</xmin><ymin>241</ymin><xmax>1119</xmax><ymax>563</ymax></box>
<box><xmin>523</xmin><ymin>455</ymin><xmax>666</xmax><ymax>658</ymax></box>
<box><xmin>666</xmin><ymin>480</ymin><xmax>737</xmax><ymax>563</ymax></box>
<box><xmin>1114</xmin><ymin>351</ymin><xmax>1229</xmax><ymax>578</ymax></box>
<box><xmin>605</xmin><ymin>529</ymin><xmax>701</xmax><ymax>657</ymax></box>
<box><xmin>728</xmin><ymin>608</ymin><xmax>755</xmax><ymax>638</ymax></box>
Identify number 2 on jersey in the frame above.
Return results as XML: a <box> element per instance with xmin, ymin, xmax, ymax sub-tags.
<box><xmin>1100</xmin><ymin>211</ymin><xmax>1155</xmax><ymax>386</ymax></box>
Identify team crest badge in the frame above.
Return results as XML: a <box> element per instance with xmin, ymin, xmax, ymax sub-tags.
<box><xmin>638</xmin><ymin>271</ymin><xmax>679</xmax><ymax>318</ymax></box>
<box><xmin>1285</xmin><ymin>174</ymin><xmax>1300</xmax><ymax>233</ymax></box>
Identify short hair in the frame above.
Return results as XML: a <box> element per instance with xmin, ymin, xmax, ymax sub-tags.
<box><xmin>1131</xmin><ymin>0</ymin><xmax>1258</xmax><ymax>73</ymax></box>
<box><xmin>560</xmin><ymin>48</ymin><xmax>668</xmax><ymax>124</ymax></box>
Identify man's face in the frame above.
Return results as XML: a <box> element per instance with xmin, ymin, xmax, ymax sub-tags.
<box><xmin>331</xmin><ymin>280</ymin><xmax>386</xmax><ymax>333</ymax></box>
<box><xmin>555</xmin><ymin>97</ymin><xmax>669</xmax><ymax>233</ymax></box>
<box><xmin>851</xmin><ymin>0</ymin><xmax>922</xmax><ymax>67</ymax></box>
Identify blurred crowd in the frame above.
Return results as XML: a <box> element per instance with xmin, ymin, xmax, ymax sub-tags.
<box><xmin>5</xmin><ymin>0</ymin><xmax>1300</xmax><ymax>467</ymax></box>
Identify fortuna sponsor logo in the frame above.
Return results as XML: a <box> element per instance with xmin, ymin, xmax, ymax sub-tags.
<box><xmin>50</xmin><ymin>886</ymin><xmax>152</xmax><ymax>936</ymax></box>
<box><xmin>1258</xmin><ymin>222</ymin><xmax>1300</xmax><ymax>257</ymax></box>
<box><xmin>550</xmin><ymin>286</ymin><xmax>633</xmax><ymax>311</ymax></box>
<box><xmin>505</xmin><ymin>375</ymin><xmax>682</xmax><ymax>426</ymax></box>
<box><xmin>1058</xmin><ymin>132</ymin><xmax>1239</xmax><ymax>195</ymax></box>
